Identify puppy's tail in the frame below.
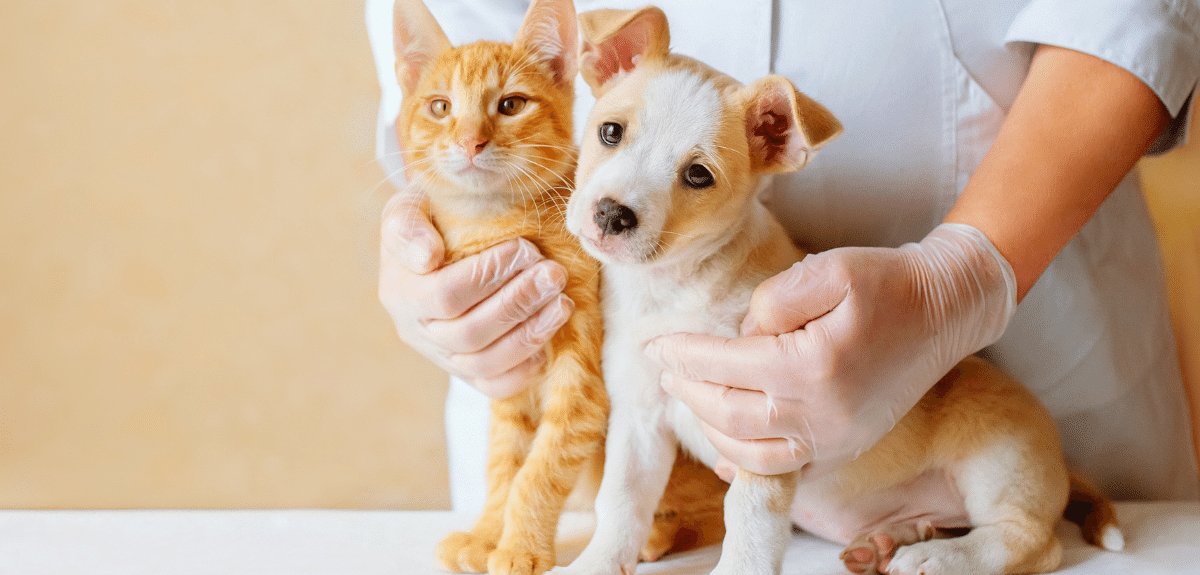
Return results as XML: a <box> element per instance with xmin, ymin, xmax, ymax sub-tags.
<box><xmin>1063</xmin><ymin>472</ymin><xmax>1124</xmax><ymax>551</ymax></box>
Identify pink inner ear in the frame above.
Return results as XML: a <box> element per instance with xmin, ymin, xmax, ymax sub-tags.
<box><xmin>750</xmin><ymin>93</ymin><xmax>795</xmax><ymax>167</ymax></box>
<box><xmin>585</xmin><ymin>17</ymin><xmax>655</xmax><ymax>88</ymax></box>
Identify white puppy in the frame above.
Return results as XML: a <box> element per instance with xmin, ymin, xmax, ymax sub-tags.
<box><xmin>556</xmin><ymin>7</ymin><xmax>1121</xmax><ymax>575</ymax></box>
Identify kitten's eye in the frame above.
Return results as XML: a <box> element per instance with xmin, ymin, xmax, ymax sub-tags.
<box><xmin>599</xmin><ymin>122</ymin><xmax>624</xmax><ymax>147</ymax></box>
<box><xmin>429</xmin><ymin>99</ymin><xmax>450</xmax><ymax>118</ymax></box>
<box><xmin>682</xmin><ymin>163</ymin><xmax>715</xmax><ymax>189</ymax></box>
<box><xmin>498</xmin><ymin>96</ymin><xmax>527</xmax><ymax>116</ymax></box>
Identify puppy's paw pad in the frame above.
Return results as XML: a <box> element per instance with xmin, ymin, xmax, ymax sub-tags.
<box><xmin>840</xmin><ymin>539</ymin><xmax>881</xmax><ymax>574</ymax></box>
<box><xmin>436</xmin><ymin>531</ymin><xmax>495</xmax><ymax>573</ymax></box>
<box><xmin>488</xmin><ymin>547</ymin><xmax>555</xmax><ymax>575</ymax></box>
<box><xmin>843</xmin><ymin>522</ymin><xmax>941</xmax><ymax>574</ymax></box>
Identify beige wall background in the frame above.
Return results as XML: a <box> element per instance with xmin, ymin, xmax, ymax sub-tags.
<box><xmin>0</xmin><ymin>2</ymin><xmax>1197</xmax><ymax>509</ymax></box>
<box><xmin>0</xmin><ymin>1</ymin><xmax>449</xmax><ymax>509</ymax></box>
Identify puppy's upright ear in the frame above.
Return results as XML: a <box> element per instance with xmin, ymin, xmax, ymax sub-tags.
<box><xmin>393</xmin><ymin>0</ymin><xmax>452</xmax><ymax>96</ymax></box>
<box><xmin>743</xmin><ymin>75</ymin><xmax>843</xmax><ymax>174</ymax></box>
<box><xmin>578</xmin><ymin>7</ymin><xmax>670</xmax><ymax>96</ymax></box>
<box><xmin>514</xmin><ymin>0</ymin><xmax>578</xmax><ymax>86</ymax></box>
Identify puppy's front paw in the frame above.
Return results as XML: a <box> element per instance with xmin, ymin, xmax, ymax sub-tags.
<box><xmin>547</xmin><ymin>558</ymin><xmax>632</xmax><ymax>575</ymax></box>
<box><xmin>488</xmin><ymin>546</ymin><xmax>556</xmax><ymax>575</ymax></box>
<box><xmin>436</xmin><ymin>530</ymin><xmax>495</xmax><ymax>573</ymax></box>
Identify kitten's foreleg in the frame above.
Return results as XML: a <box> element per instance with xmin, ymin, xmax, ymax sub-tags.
<box><xmin>489</xmin><ymin>351</ymin><xmax>608</xmax><ymax>575</ymax></box>
<box><xmin>437</xmin><ymin>396</ymin><xmax>536</xmax><ymax>573</ymax></box>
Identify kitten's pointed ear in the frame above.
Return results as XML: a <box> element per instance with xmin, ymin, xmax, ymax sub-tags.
<box><xmin>578</xmin><ymin>7</ymin><xmax>670</xmax><ymax>97</ymax></box>
<box><xmin>393</xmin><ymin>0</ymin><xmax>451</xmax><ymax>95</ymax></box>
<box><xmin>743</xmin><ymin>75</ymin><xmax>843</xmax><ymax>174</ymax></box>
<box><xmin>513</xmin><ymin>0</ymin><xmax>578</xmax><ymax>86</ymax></box>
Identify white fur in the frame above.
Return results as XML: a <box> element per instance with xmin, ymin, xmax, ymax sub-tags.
<box><xmin>555</xmin><ymin>64</ymin><xmax>793</xmax><ymax>575</ymax></box>
<box><xmin>1100</xmin><ymin>525</ymin><xmax>1125</xmax><ymax>552</ymax></box>
<box><xmin>565</xmin><ymin>71</ymin><xmax>733</xmax><ymax>266</ymax></box>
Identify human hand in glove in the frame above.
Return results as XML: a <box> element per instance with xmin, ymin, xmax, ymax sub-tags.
<box><xmin>645</xmin><ymin>223</ymin><xmax>1017</xmax><ymax>478</ymax></box>
<box><xmin>378</xmin><ymin>187</ymin><xmax>574</xmax><ymax>399</ymax></box>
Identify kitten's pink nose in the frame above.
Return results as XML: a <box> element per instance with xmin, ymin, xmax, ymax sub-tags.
<box><xmin>459</xmin><ymin>137</ymin><xmax>488</xmax><ymax>161</ymax></box>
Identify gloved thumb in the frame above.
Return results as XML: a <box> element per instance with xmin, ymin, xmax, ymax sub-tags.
<box><xmin>381</xmin><ymin>188</ymin><xmax>445</xmax><ymax>274</ymax></box>
<box><xmin>741</xmin><ymin>253</ymin><xmax>850</xmax><ymax>336</ymax></box>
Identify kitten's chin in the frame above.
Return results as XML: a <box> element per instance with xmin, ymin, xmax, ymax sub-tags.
<box><xmin>428</xmin><ymin>181</ymin><xmax>520</xmax><ymax>219</ymax></box>
<box><xmin>445</xmin><ymin>168</ymin><xmax>496</xmax><ymax>189</ymax></box>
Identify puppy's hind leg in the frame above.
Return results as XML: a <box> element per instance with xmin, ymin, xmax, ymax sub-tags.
<box><xmin>886</xmin><ymin>440</ymin><xmax>1068</xmax><ymax>575</ymax></box>
<box><xmin>840</xmin><ymin>521</ymin><xmax>962</xmax><ymax>575</ymax></box>
<box><xmin>709</xmin><ymin>469</ymin><xmax>798</xmax><ymax>575</ymax></box>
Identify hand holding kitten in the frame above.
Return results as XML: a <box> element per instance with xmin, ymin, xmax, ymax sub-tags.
<box><xmin>378</xmin><ymin>186</ymin><xmax>573</xmax><ymax>399</ymax></box>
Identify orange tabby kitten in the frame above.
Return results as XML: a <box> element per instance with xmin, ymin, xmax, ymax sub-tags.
<box><xmin>393</xmin><ymin>1</ymin><xmax>604</xmax><ymax>574</ymax></box>
<box><xmin>392</xmin><ymin>1</ymin><xmax>727</xmax><ymax>573</ymax></box>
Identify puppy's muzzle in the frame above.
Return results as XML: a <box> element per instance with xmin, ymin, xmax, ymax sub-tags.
<box><xmin>594</xmin><ymin>197</ymin><xmax>638</xmax><ymax>236</ymax></box>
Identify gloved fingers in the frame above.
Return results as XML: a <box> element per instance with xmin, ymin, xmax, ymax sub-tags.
<box><xmin>468</xmin><ymin>352</ymin><xmax>548</xmax><ymax>399</ymax></box>
<box><xmin>741</xmin><ymin>252</ymin><xmax>853</xmax><ymax>337</ymax></box>
<box><xmin>697</xmin><ymin>418</ymin><xmax>811</xmax><ymax>477</ymax></box>
<box><xmin>645</xmin><ymin>332</ymin><xmax>808</xmax><ymax>397</ymax></box>
<box><xmin>422</xmin><ymin>259</ymin><xmax>568</xmax><ymax>353</ymax></box>
<box><xmin>446</xmin><ymin>294</ymin><xmax>574</xmax><ymax>380</ymax></box>
<box><xmin>380</xmin><ymin>187</ymin><xmax>444</xmax><ymax>274</ymax></box>
<box><xmin>659</xmin><ymin>372</ymin><xmax>786</xmax><ymax>440</ymax></box>
<box><xmin>643</xmin><ymin>331</ymin><xmax>792</xmax><ymax>393</ymax></box>
<box><xmin>713</xmin><ymin>456</ymin><xmax>738</xmax><ymax>483</ymax></box>
<box><xmin>413</xmin><ymin>238</ymin><xmax>546</xmax><ymax>320</ymax></box>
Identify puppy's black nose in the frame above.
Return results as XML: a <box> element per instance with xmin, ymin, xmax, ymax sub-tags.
<box><xmin>594</xmin><ymin>197</ymin><xmax>638</xmax><ymax>236</ymax></box>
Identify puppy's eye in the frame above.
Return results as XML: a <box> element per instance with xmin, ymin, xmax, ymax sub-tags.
<box><xmin>599</xmin><ymin>122</ymin><xmax>624</xmax><ymax>147</ymax></box>
<box><xmin>682</xmin><ymin>163</ymin><xmax>715</xmax><ymax>189</ymax></box>
<box><xmin>429</xmin><ymin>99</ymin><xmax>451</xmax><ymax>118</ymax></box>
<box><xmin>498</xmin><ymin>96</ymin><xmax>526</xmax><ymax>116</ymax></box>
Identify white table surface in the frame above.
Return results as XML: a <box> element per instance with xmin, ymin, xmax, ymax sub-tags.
<box><xmin>1</xmin><ymin>503</ymin><xmax>1197</xmax><ymax>574</ymax></box>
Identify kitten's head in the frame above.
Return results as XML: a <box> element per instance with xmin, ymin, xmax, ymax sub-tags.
<box><xmin>393</xmin><ymin>0</ymin><xmax>578</xmax><ymax>216</ymax></box>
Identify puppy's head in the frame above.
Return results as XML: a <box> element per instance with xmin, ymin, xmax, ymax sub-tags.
<box><xmin>566</xmin><ymin>7</ymin><xmax>842</xmax><ymax>267</ymax></box>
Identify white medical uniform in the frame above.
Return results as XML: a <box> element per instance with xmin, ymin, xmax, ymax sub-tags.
<box><xmin>367</xmin><ymin>0</ymin><xmax>1200</xmax><ymax>511</ymax></box>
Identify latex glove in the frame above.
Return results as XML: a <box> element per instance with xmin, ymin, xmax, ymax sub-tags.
<box><xmin>646</xmin><ymin>223</ymin><xmax>1017</xmax><ymax>477</ymax></box>
<box><xmin>378</xmin><ymin>188</ymin><xmax>574</xmax><ymax>399</ymax></box>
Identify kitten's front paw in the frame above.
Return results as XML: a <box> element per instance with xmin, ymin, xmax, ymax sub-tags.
<box><xmin>488</xmin><ymin>546</ymin><xmax>556</xmax><ymax>575</ymax></box>
<box><xmin>436</xmin><ymin>530</ymin><xmax>495</xmax><ymax>573</ymax></box>
<box><xmin>639</xmin><ymin>520</ymin><xmax>677</xmax><ymax>563</ymax></box>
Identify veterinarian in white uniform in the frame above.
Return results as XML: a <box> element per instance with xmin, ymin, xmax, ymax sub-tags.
<box><xmin>369</xmin><ymin>0</ymin><xmax>1200</xmax><ymax>510</ymax></box>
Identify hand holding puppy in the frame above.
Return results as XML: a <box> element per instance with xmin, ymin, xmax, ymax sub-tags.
<box><xmin>378</xmin><ymin>187</ymin><xmax>573</xmax><ymax>399</ymax></box>
<box><xmin>647</xmin><ymin>223</ymin><xmax>1017</xmax><ymax>477</ymax></box>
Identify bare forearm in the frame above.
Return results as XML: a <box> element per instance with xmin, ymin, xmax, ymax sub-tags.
<box><xmin>945</xmin><ymin>45</ymin><xmax>1170</xmax><ymax>301</ymax></box>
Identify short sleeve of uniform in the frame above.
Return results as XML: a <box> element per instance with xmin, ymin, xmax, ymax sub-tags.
<box><xmin>1004</xmin><ymin>0</ymin><xmax>1200</xmax><ymax>153</ymax></box>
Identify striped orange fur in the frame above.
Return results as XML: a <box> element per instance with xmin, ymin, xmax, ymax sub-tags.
<box><xmin>394</xmin><ymin>2</ymin><xmax>605</xmax><ymax>574</ymax></box>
